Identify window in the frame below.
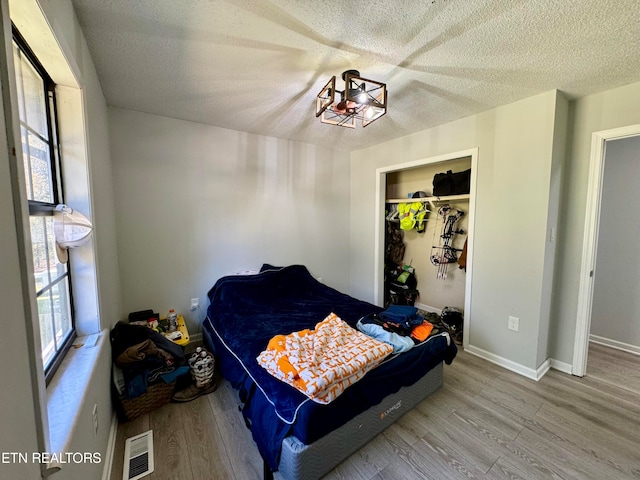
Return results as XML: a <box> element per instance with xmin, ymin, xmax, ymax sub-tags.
<box><xmin>13</xmin><ymin>27</ymin><xmax>75</xmax><ymax>382</ymax></box>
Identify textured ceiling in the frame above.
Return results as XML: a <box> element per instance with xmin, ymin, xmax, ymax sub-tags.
<box><xmin>70</xmin><ymin>0</ymin><xmax>640</xmax><ymax>152</ymax></box>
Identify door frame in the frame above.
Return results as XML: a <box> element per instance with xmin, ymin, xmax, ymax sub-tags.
<box><xmin>374</xmin><ymin>148</ymin><xmax>478</xmax><ymax>349</ymax></box>
<box><xmin>573</xmin><ymin>124</ymin><xmax>640</xmax><ymax>376</ymax></box>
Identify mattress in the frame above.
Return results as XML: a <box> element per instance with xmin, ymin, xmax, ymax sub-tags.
<box><xmin>203</xmin><ymin>265</ymin><xmax>457</xmax><ymax>471</ymax></box>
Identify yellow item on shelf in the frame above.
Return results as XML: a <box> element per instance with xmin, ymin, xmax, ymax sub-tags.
<box><xmin>160</xmin><ymin>314</ymin><xmax>190</xmax><ymax>346</ymax></box>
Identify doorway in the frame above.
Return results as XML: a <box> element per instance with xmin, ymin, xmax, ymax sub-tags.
<box><xmin>374</xmin><ymin>148</ymin><xmax>478</xmax><ymax>349</ymax></box>
<box><xmin>573</xmin><ymin>124</ymin><xmax>640</xmax><ymax>376</ymax></box>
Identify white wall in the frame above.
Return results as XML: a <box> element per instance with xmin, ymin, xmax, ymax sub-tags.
<box><xmin>537</xmin><ymin>95</ymin><xmax>569</xmax><ymax>366</ymax></box>
<box><xmin>1</xmin><ymin>1</ymin><xmax>119</xmax><ymax>478</ymax></box>
<box><xmin>0</xmin><ymin>183</ymin><xmax>42</xmax><ymax>470</ymax></box>
<box><xmin>351</xmin><ymin>90</ymin><xmax>566</xmax><ymax>372</ymax></box>
<box><xmin>0</xmin><ymin>3</ymin><xmax>42</xmax><ymax>476</ymax></box>
<box><xmin>71</xmin><ymin>23</ymin><xmax>122</xmax><ymax>330</ymax></box>
<box><xmin>109</xmin><ymin>108</ymin><xmax>351</xmax><ymax>334</ymax></box>
<box><xmin>550</xmin><ymin>81</ymin><xmax>640</xmax><ymax>365</ymax></box>
<box><xmin>590</xmin><ymin>135</ymin><xmax>640</xmax><ymax>347</ymax></box>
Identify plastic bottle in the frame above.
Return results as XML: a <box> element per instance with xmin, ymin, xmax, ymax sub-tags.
<box><xmin>167</xmin><ymin>309</ymin><xmax>178</xmax><ymax>332</ymax></box>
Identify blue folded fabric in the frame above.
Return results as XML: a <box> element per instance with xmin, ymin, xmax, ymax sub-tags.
<box><xmin>158</xmin><ymin>365</ymin><xmax>189</xmax><ymax>384</ymax></box>
<box><xmin>379</xmin><ymin>305</ymin><xmax>424</xmax><ymax>328</ymax></box>
<box><xmin>126</xmin><ymin>373</ymin><xmax>147</xmax><ymax>399</ymax></box>
<box><xmin>357</xmin><ymin>320</ymin><xmax>414</xmax><ymax>353</ymax></box>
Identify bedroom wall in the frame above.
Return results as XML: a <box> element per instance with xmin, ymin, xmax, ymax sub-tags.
<box><xmin>350</xmin><ymin>90</ymin><xmax>566</xmax><ymax>373</ymax></box>
<box><xmin>549</xmin><ymin>80</ymin><xmax>640</xmax><ymax>366</ymax></box>
<box><xmin>586</xmin><ymin>135</ymin><xmax>640</xmax><ymax>349</ymax></box>
<box><xmin>0</xmin><ymin>2</ymin><xmax>41</xmax><ymax>476</ymax></box>
<box><xmin>109</xmin><ymin>108</ymin><xmax>351</xmax><ymax>334</ymax></box>
<box><xmin>0</xmin><ymin>166</ymin><xmax>42</xmax><ymax>471</ymax></box>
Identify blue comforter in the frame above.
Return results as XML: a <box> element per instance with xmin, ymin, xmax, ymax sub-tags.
<box><xmin>204</xmin><ymin>265</ymin><xmax>456</xmax><ymax>471</ymax></box>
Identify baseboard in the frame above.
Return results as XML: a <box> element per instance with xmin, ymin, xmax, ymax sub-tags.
<box><xmin>589</xmin><ymin>334</ymin><xmax>640</xmax><ymax>356</ymax></box>
<box><xmin>535</xmin><ymin>359</ymin><xmax>551</xmax><ymax>379</ymax></box>
<box><xmin>550</xmin><ymin>358</ymin><xmax>573</xmax><ymax>375</ymax></box>
<box><xmin>101</xmin><ymin>412</ymin><xmax>118</xmax><ymax>480</ymax></box>
<box><xmin>414</xmin><ymin>302</ymin><xmax>442</xmax><ymax>315</ymax></box>
<box><xmin>465</xmin><ymin>344</ymin><xmax>550</xmax><ymax>381</ymax></box>
<box><xmin>463</xmin><ymin>342</ymin><xmax>574</xmax><ymax>378</ymax></box>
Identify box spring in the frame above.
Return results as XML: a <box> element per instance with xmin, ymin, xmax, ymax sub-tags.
<box><xmin>277</xmin><ymin>362</ymin><xmax>443</xmax><ymax>480</ymax></box>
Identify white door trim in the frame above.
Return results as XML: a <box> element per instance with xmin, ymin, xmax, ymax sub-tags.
<box><xmin>573</xmin><ymin>124</ymin><xmax>640</xmax><ymax>376</ymax></box>
<box><xmin>374</xmin><ymin>148</ymin><xmax>478</xmax><ymax>349</ymax></box>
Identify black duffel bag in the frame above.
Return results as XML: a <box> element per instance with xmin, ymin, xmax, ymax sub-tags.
<box><xmin>432</xmin><ymin>169</ymin><xmax>471</xmax><ymax>196</ymax></box>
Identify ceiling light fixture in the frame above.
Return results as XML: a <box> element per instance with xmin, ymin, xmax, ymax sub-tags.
<box><xmin>316</xmin><ymin>70</ymin><xmax>387</xmax><ymax>128</ymax></box>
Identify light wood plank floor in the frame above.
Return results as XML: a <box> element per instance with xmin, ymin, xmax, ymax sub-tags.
<box><xmin>109</xmin><ymin>344</ymin><xmax>640</xmax><ymax>480</ymax></box>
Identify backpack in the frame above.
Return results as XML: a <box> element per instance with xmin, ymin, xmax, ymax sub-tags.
<box><xmin>441</xmin><ymin>306</ymin><xmax>463</xmax><ymax>336</ymax></box>
<box><xmin>385</xmin><ymin>265</ymin><xmax>419</xmax><ymax>306</ymax></box>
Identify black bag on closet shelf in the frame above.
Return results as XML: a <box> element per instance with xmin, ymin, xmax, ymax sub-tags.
<box><xmin>432</xmin><ymin>169</ymin><xmax>471</xmax><ymax>196</ymax></box>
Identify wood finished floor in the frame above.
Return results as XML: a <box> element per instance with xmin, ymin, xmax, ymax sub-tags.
<box><xmin>109</xmin><ymin>343</ymin><xmax>640</xmax><ymax>480</ymax></box>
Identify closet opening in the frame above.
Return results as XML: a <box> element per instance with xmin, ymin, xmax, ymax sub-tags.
<box><xmin>374</xmin><ymin>148</ymin><xmax>478</xmax><ymax>349</ymax></box>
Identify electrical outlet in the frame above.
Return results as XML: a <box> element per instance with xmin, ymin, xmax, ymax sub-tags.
<box><xmin>508</xmin><ymin>316</ymin><xmax>519</xmax><ymax>332</ymax></box>
<box><xmin>190</xmin><ymin>298</ymin><xmax>199</xmax><ymax>311</ymax></box>
<box><xmin>92</xmin><ymin>403</ymin><xmax>99</xmax><ymax>437</ymax></box>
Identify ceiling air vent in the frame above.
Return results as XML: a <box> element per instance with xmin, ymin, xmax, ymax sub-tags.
<box><xmin>123</xmin><ymin>430</ymin><xmax>154</xmax><ymax>480</ymax></box>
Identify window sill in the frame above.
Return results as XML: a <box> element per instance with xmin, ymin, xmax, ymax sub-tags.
<box><xmin>46</xmin><ymin>330</ymin><xmax>108</xmax><ymax>453</ymax></box>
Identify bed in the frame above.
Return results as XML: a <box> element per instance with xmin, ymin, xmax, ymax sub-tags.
<box><xmin>203</xmin><ymin>264</ymin><xmax>457</xmax><ymax>480</ymax></box>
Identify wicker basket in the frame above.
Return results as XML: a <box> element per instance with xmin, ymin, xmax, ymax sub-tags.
<box><xmin>117</xmin><ymin>381</ymin><xmax>176</xmax><ymax>421</ymax></box>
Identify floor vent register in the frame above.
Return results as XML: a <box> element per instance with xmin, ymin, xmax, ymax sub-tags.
<box><xmin>123</xmin><ymin>430</ymin><xmax>154</xmax><ymax>480</ymax></box>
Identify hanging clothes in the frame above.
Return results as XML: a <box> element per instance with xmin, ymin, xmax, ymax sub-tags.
<box><xmin>385</xmin><ymin>220</ymin><xmax>405</xmax><ymax>267</ymax></box>
<box><xmin>399</xmin><ymin>201</ymin><xmax>428</xmax><ymax>232</ymax></box>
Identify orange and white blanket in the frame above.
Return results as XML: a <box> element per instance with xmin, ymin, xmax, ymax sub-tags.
<box><xmin>257</xmin><ymin>313</ymin><xmax>393</xmax><ymax>404</ymax></box>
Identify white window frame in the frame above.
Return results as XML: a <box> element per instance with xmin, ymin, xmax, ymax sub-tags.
<box><xmin>12</xmin><ymin>26</ymin><xmax>76</xmax><ymax>383</ymax></box>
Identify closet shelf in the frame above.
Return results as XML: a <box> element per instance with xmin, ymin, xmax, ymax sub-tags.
<box><xmin>386</xmin><ymin>193</ymin><xmax>470</xmax><ymax>204</ymax></box>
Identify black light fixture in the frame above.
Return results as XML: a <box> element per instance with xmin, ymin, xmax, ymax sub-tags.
<box><xmin>316</xmin><ymin>70</ymin><xmax>387</xmax><ymax>128</ymax></box>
